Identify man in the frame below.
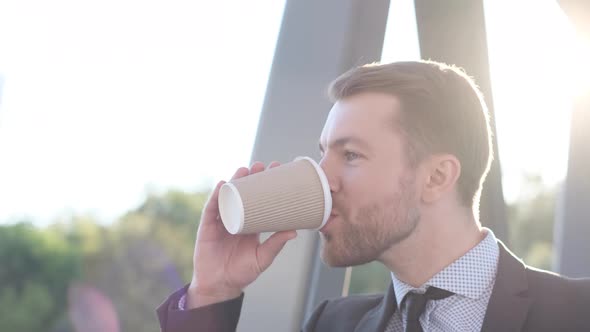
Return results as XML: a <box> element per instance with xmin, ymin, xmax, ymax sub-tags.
<box><xmin>157</xmin><ymin>61</ymin><xmax>590</xmax><ymax>331</ymax></box>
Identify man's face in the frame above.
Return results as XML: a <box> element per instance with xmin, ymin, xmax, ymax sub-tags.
<box><xmin>318</xmin><ymin>92</ymin><xmax>422</xmax><ymax>267</ymax></box>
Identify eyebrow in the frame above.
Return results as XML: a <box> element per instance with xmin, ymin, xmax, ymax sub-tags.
<box><xmin>319</xmin><ymin>136</ymin><xmax>371</xmax><ymax>153</ymax></box>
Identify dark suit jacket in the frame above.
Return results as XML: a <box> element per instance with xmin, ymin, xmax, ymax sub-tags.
<box><xmin>157</xmin><ymin>242</ymin><xmax>590</xmax><ymax>331</ymax></box>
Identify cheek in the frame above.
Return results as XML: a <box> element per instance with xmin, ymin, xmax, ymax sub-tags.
<box><xmin>342</xmin><ymin>162</ymin><xmax>397</xmax><ymax>196</ymax></box>
<box><xmin>340</xmin><ymin>167</ymin><xmax>373</xmax><ymax>199</ymax></box>
<box><xmin>339</xmin><ymin>170</ymin><xmax>385</xmax><ymax>221</ymax></box>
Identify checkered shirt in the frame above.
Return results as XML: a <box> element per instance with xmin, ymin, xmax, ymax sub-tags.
<box><xmin>384</xmin><ymin>228</ymin><xmax>499</xmax><ymax>332</ymax></box>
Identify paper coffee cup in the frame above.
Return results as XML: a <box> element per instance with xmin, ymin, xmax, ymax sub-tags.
<box><xmin>218</xmin><ymin>157</ymin><xmax>332</xmax><ymax>234</ymax></box>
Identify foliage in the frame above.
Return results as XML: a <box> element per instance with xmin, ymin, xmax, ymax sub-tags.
<box><xmin>507</xmin><ymin>175</ymin><xmax>556</xmax><ymax>270</ymax></box>
<box><xmin>348</xmin><ymin>262</ymin><xmax>391</xmax><ymax>294</ymax></box>
<box><xmin>0</xmin><ymin>223</ymin><xmax>80</xmax><ymax>331</ymax></box>
<box><xmin>1</xmin><ymin>189</ymin><xmax>208</xmax><ymax>332</ymax></box>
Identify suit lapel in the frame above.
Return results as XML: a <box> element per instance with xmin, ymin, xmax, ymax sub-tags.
<box><xmin>480</xmin><ymin>241</ymin><xmax>532</xmax><ymax>332</ymax></box>
<box><xmin>354</xmin><ymin>283</ymin><xmax>397</xmax><ymax>332</ymax></box>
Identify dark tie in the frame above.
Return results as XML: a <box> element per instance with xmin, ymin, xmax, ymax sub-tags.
<box><xmin>403</xmin><ymin>286</ymin><xmax>454</xmax><ymax>332</ymax></box>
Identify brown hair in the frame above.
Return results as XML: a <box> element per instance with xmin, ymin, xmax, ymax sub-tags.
<box><xmin>328</xmin><ymin>60</ymin><xmax>493</xmax><ymax>208</ymax></box>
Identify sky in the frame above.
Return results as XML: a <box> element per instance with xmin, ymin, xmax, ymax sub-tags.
<box><xmin>0</xmin><ymin>0</ymin><xmax>588</xmax><ymax>225</ymax></box>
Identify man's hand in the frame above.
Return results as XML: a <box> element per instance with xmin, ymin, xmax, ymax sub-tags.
<box><xmin>186</xmin><ymin>161</ymin><xmax>298</xmax><ymax>308</ymax></box>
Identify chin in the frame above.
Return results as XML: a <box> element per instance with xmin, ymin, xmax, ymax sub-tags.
<box><xmin>319</xmin><ymin>237</ymin><xmax>345</xmax><ymax>267</ymax></box>
<box><xmin>320</xmin><ymin>251</ymin><xmax>348</xmax><ymax>267</ymax></box>
<box><xmin>320</xmin><ymin>238</ymin><xmax>376</xmax><ymax>267</ymax></box>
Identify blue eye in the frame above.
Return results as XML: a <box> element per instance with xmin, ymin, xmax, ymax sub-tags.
<box><xmin>344</xmin><ymin>151</ymin><xmax>360</xmax><ymax>161</ymax></box>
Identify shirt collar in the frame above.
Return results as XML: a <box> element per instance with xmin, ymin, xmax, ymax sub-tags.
<box><xmin>390</xmin><ymin>227</ymin><xmax>499</xmax><ymax>307</ymax></box>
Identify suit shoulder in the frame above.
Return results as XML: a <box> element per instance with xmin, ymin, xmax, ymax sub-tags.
<box><xmin>524</xmin><ymin>265</ymin><xmax>590</xmax><ymax>329</ymax></box>
<box><xmin>303</xmin><ymin>292</ymin><xmax>385</xmax><ymax>332</ymax></box>
<box><xmin>525</xmin><ymin>265</ymin><xmax>590</xmax><ymax>293</ymax></box>
<box><xmin>325</xmin><ymin>292</ymin><xmax>384</xmax><ymax>306</ymax></box>
<box><xmin>321</xmin><ymin>292</ymin><xmax>384</xmax><ymax>317</ymax></box>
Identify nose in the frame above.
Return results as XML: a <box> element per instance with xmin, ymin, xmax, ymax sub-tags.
<box><xmin>319</xmin><ymin>156</ymin><xmax>339</xmax><ymax>194</ymax></box>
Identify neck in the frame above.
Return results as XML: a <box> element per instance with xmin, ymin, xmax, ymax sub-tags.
<box><xmin>378</xmin><ymin>205</ymin><xmax>486</xmax><ymax>287</ymax></box>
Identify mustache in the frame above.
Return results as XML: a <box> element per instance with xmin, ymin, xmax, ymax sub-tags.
<box><xmin>330</xmin><ymin>203</ymin><xmax>347</xmax><ymax>216</ymax></box>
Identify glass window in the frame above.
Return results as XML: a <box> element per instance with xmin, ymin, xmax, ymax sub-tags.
<box><xmin>484</xmin><ymin>0</ymin><xmax>588</xmax><ymax>271</ymax></box>
<box><xmin>0</xmin><ymin>1</ymin><xmax>286</xmax><ymax>331</ymax></box>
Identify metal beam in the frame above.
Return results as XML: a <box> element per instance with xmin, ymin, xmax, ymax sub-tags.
<box><xmin>555</xmin><ymin>0</ymin><xmax>590</xmax><ymax>277</ymax></box>
<box><xmin>0</xmin><ymin>74</ymin><xmax>4</xmax><ymax>107</ymax></box>
<box><xmin>414</xmin><ymin>0</ymin><xmax>508</xmax><ymax>241</ymax></box>
<box><xmin>241</xmin><ymin>0</ymin><xmax>390</xmax><ymax>331</ymax></box>
<box><xmin>554</xmin><ymin>93</ymin><xmax>590</xmax><ymax>277</ymax></box>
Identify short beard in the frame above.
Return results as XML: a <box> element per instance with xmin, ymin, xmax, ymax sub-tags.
<box><xmin>321</xmin><ymin>174</ymin><xmax>420</xmax><ymax>267</ymax></box>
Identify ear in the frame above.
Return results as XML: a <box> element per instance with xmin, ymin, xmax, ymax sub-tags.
<box><xmin>420</xmin><ymin>154</ymin><xmax>461</xmax><ymax>204</ymax></box>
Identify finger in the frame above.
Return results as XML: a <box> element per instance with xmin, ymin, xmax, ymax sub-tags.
<box><xmin>256</xmin><ymin>230</ymin><xmax>298</xmax><ymax>271</ymax></box>
<box><xmin>231</xmin><ymin>167</ymin><xmax>250</xmax><ymax>181</ymax></box>
<box><xmin>250</xmin><ymin>161</ymin><xmax>265</xmax><ymax>175</ymax></box>
<box><xmin>202</xmin><ymin>180</ymin><xmax>226</xmax><ymax>224</ymax></box>
<box><xmin>267</xmin><ymin>161</ymin><xmax>281</xmax><ymax>169</ymax></box>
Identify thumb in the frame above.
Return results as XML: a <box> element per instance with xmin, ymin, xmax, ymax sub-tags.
<box><xmin>256</xmin><ymin>230</ymin><xmax>298</xmax><ymax>271</ymax></box>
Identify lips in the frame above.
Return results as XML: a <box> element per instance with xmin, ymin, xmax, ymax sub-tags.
<box><xmin>320</xmin><ymin>212</ymin><xmax>338</xmax><ymax>233</ymax></box>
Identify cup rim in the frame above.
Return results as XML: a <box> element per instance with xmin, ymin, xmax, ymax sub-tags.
<box><xmin>294</xmin><ymin>156</ymin><xmax>333</xmax><ymax>230</ymax></box>
<box><xmin>219</xmin><ymin>182</ymin><xmax>245</xmax><ymax>234</ymax></box>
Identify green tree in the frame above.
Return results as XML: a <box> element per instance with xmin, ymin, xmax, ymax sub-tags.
<box><xmin>0</xmin><ymin>189</ymin><xmax>220</xmax><ymax>332</ymax></box>
<box><xmin>118</xmin><ymin>190</ymin><xmax>209</xmax><ymax>281</ymax></box>
<box><xmin>0</xmin><ymin>222</ymin><xmax>80</xmax><ymax>331</ymax></box>
<box><xmin>348</xmin><ymin>262</ymin><xmax>391</xmax><ymax>294</ymax></box>
<box><xmin>507</xmin><ymin>174</ymin><xmax>557</xmax><ymax>271</ymax></box>
<box><xmin>48</xmin><ymin>190</ymin><xmax>209</xmax><ymax>332</ymax></box>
